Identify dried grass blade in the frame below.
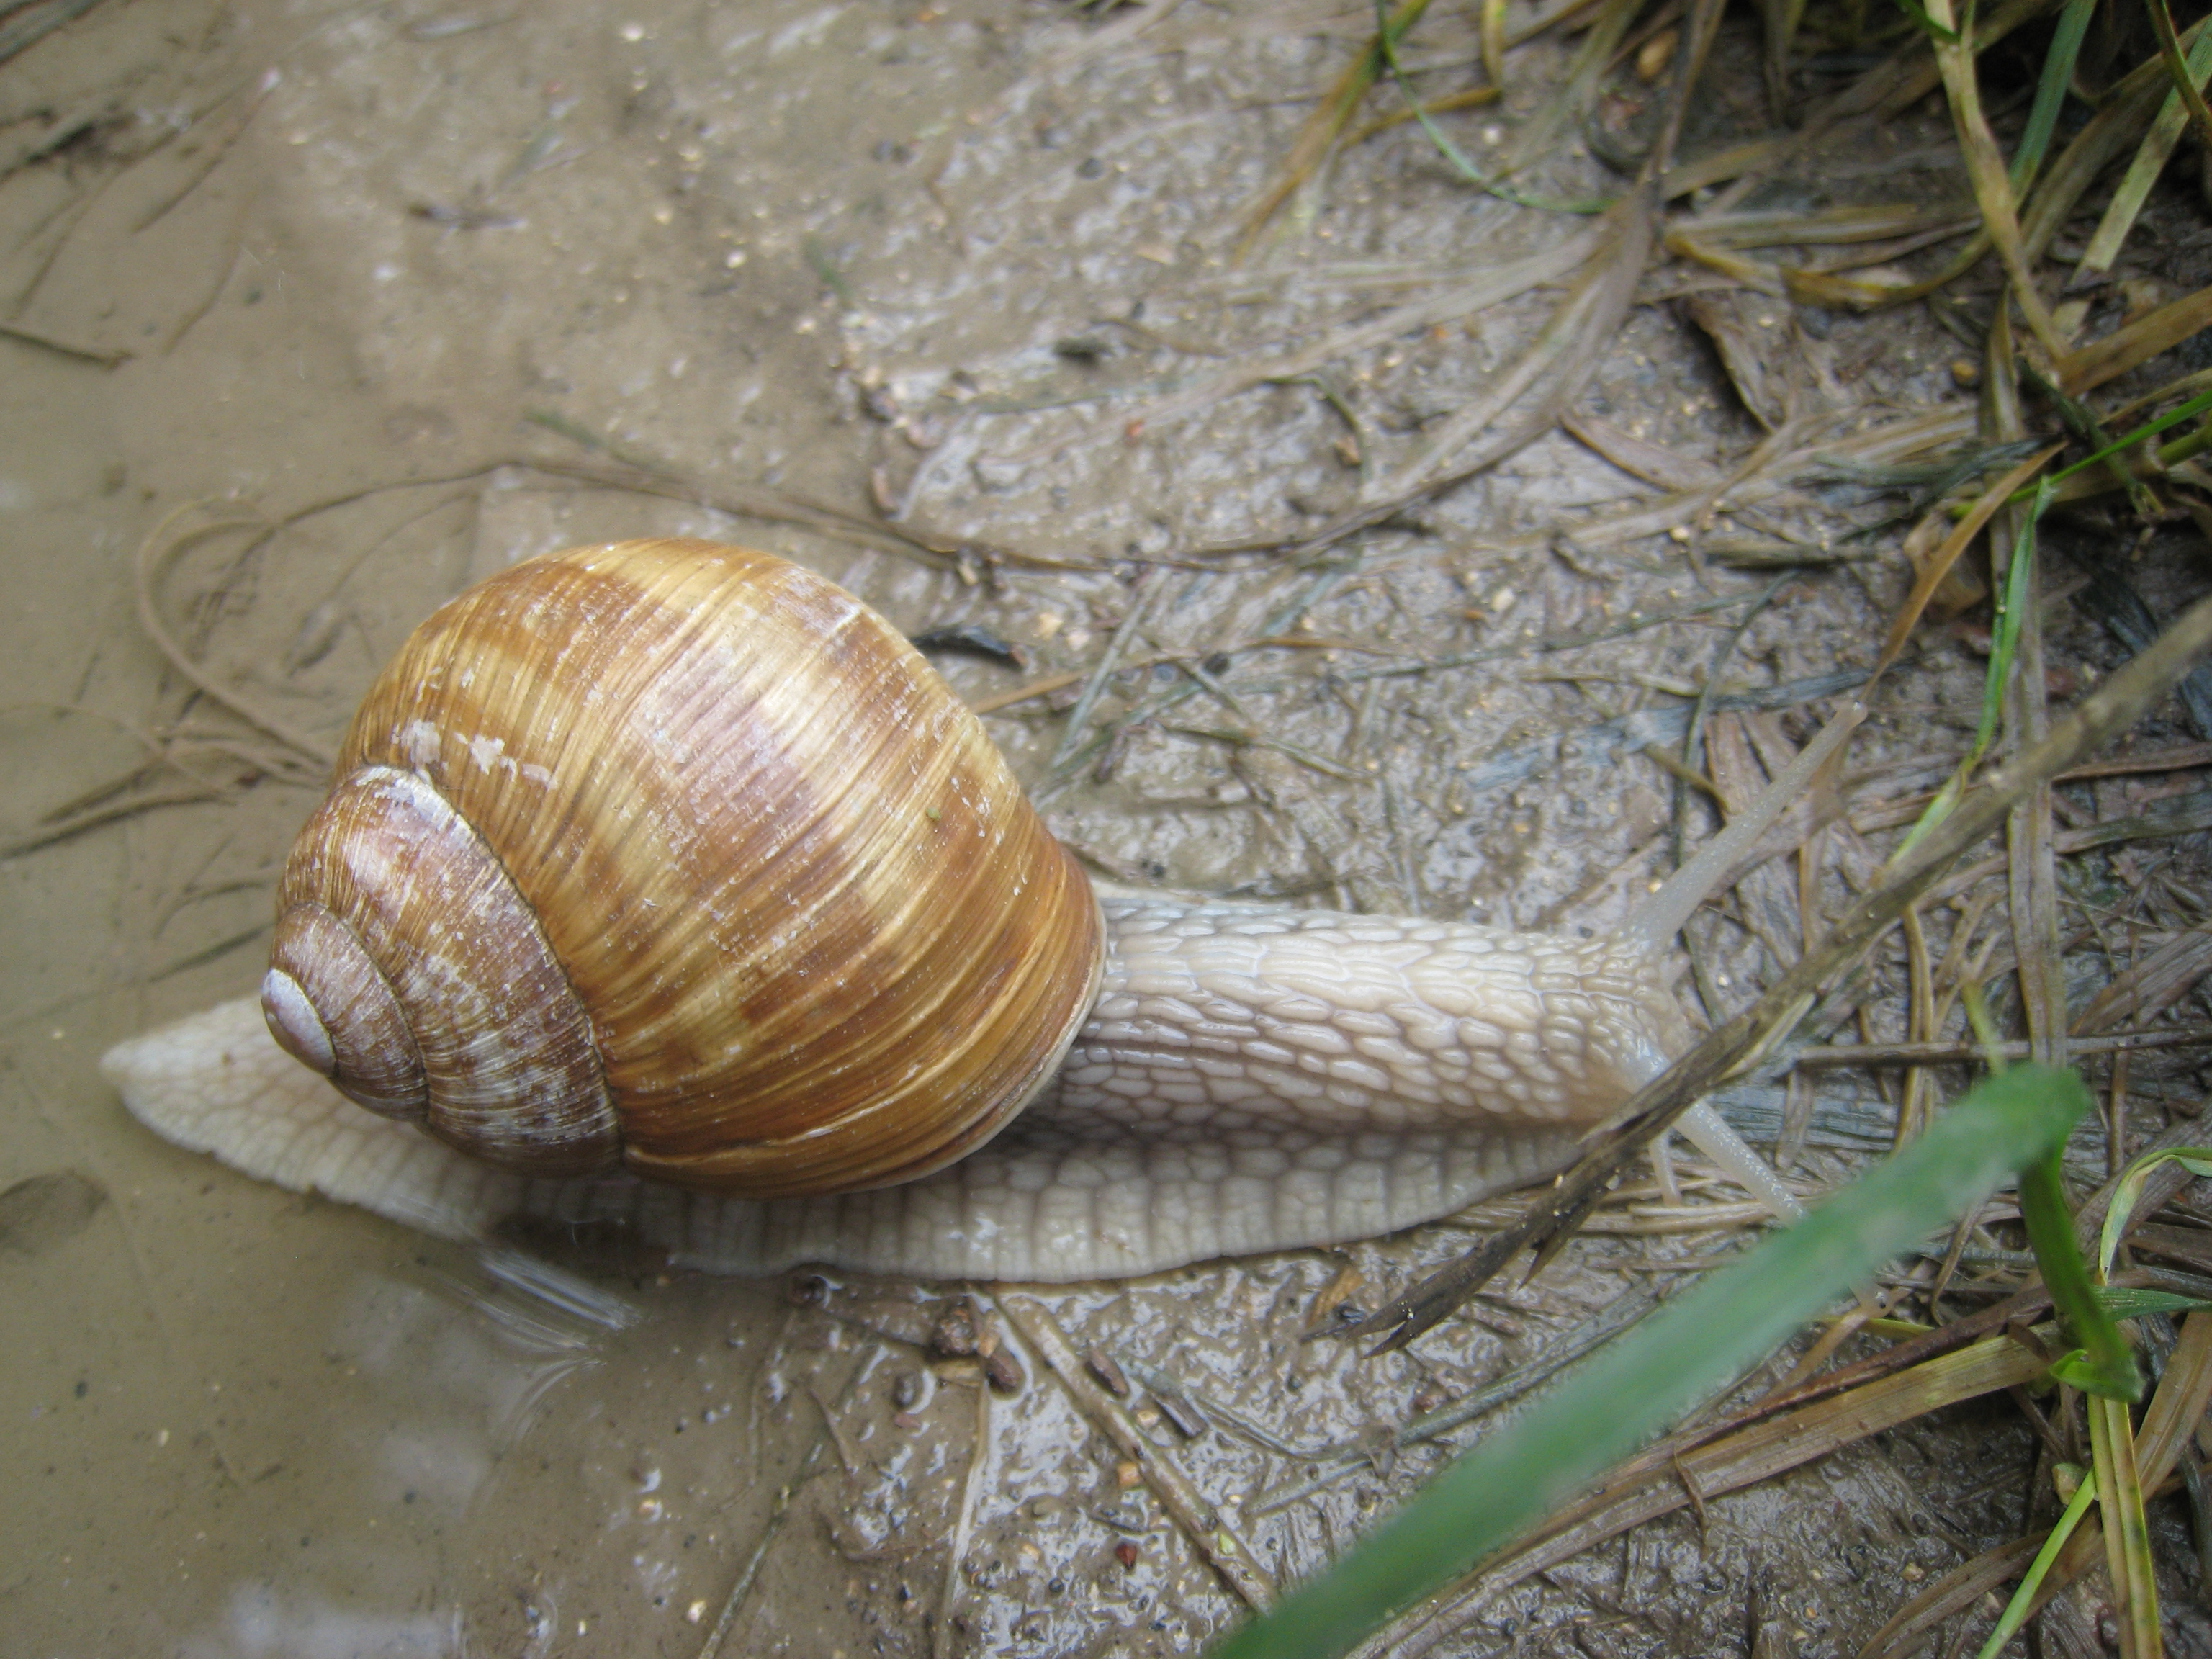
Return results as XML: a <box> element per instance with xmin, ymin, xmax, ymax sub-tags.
<box><xmin>1049</xmin><ymin>572</ymin><xmax>1174</xmax><ymax>771</ymax></box>
<box><xmin>133</xmin><ymin>508</ymin><xmax>340</xmax><ymax>771</ymax></box>
<box><xmin>0</xmin><ymin>0</ymin><xmax>109</xmax><ymax>69</ymax></box>
<box><xmin>2058</xmin><ymin>282</ymin><xmax>2212</xmax><ymax>395</ymax></box>
<box><xmin>1480</xmin><ymin>0</ymin><xmax>1506</xmax><ymax>89</ymax></box>
<box><xmin>2062</xmin><ymin>21</ymin><xmax>2212</xmax><ymax>313</ymax></box>
<box><xmin>997</xmin><ymin>1293</ymin><xmax>1278</xmax><ymax>1609</ymax></box>
<box><xmin>1684</xmin><ymin>204</ymin><xmax>1973</xmax><ymax>249</ymax></box>
<box><xmin>1262</xmin><ymin>1072</ymin><xmax>2087</xmax><ymax>1659</ymax></box>
<box><xmin>1874</xmin><ymin>446</ymin><xmax>2062</xmax><ymax>677</ymax></box>
<box><xmin>1115</xmin><ymin>230</ymin><xmax>1604</xmax><ymax>439</ymax></box>
<box><xmin>1968</xmin><ymin>1478</ymin><xmax>2100</xmax><ymax>1659</ymax></box>
<box><xmin>1664</xmin><ymin>228</ymin><xmax>1784</xmax><ymax>294</ymax></box>
<box><xmin>1663</xmin><ymin>134</ymin><xmax>1795</xmax><ymax>199</ymax></box>
<box><xmin>1759</xmin><ymin>0</ymin><xmax>1804</xmax><ymax>125</ymax></box>
<box><xmin>1377</xmin><ymin>1331</ymin><xmax>2054</xmax><ymax>1659</ymax></box>
<box><xmin>1987</xmin><ymin>327</ymin><xmax>2070</xmax><ymax>1078</ymax></box>
<box><xmin>1783</xmin><ymin>237</ymin><xmax>1989</xmax><ymax>312</ymax></box>
<box><xmin>1370</xmin><ymin>0</ymin><xmax>1604</xmax><ymax>210</ymax></box>
<box><xmin>1502</xmin><ymin>0</ymin><xmax>1645</xmax><ymax>174</ymax></box>
<box><xmin>2139</xmin><ymin>1310</ymin><xmax>2212</xmax><ymax>1485</ymax></box>
<box><xmin>1348</xmin><ymin>84</ymin><xmax>1502</xmax><ymax>144</ymax></box>
<box><xmin>1349</xmin><ymin>591</ymin><xmax>2212</xmax><ymax>1351</ymax></box>
<box><xmin>1872</xmin><ymin>1312</ymin><xmax>2212</xmax><ymax>1658</ymax></box>
<box><xmin>2072</xmin><ymin>929</ymin><xmax>2212</xmax><ymax>1035</ymax></box>
<box><xmin>1557</xmin><ymin>403</ymin><xmax>1982</xmax><ymax>551</ymax></box>
<box><xmin>1977</xmin><ymin>1271</ymin><xmax>2212</xmax><ymax>1650</ymax></box>
<box><xmin>2148</xmin><ymin>0</ymin><xmax>2212</xmax><ymax>158</ymax></box>
<box><xmin>1647</xmin><ymin>0</ymin><xmax>1728</xmax><ymax>180</ymax></box>
<box><xmin>2024</xmin><ymin>17</ymin><xmax>2211</xmax><ymax>263</ymax></box>
<box><xmin>1561</xmin><ymin>411</ymin><xmax>1720</xmax><ymax>488</ymax></box>
<box><xmin>1303</xmin><ymin>197</ymin><xmax>1653</xmax><ymax>552</ymax></box>
<box><xmin>1660</xmin><ymin>0</ymin><xmax>2056</xmax><ymax>202</ymax></box>
<box><xmin>1856</xmin><ymin>1532</ymin><xmax>2043</xmax><ymax>1659</ymax></box>
<box><xmin>1233</xmin><ymin>0</ymin><xmax>1432</xmax><ymax>263</ymax></box>
<box><xmin>2088</xmin><ymin>1393</ymin><xmax>2161</xmax><ymax>1659</ymax></box>
<box><xmin>1685</xmin><ymin>1335</ymin><xmax>2050</xmax><ymax>1503</ymax></box>
<box><xmin>1923</xmin><ymin>0</ymin><xmax>2064</xmax><ymax>358</ymax></box>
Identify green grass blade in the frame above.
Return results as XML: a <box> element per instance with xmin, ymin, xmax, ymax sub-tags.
<box><xmin>1974</xmin><ymin>475</ymin><xmax>2046</xmax><ymax>764</ymax></box>
<box><xmin>2100</xmin><ymin>1146</ymin><xmax>2212</xmax><ymax>1277</ymax></box>
<box><xmin>1370</xmin><ymin>0</ymin><xmax>1610</xmax><ymax>212</ymax></box>
<box><xmin>2149</xmin><ymin>0</ymin><xmax>2212</xmax><ymax>158</ymax></box>
<box><xmin>1975</xmin><ymin>1474</ymin><xmax>2100</xmax><ymax>1659</ymax></box>
<box><xmin>2046</xmin><ymin>387</ymin><xmax>2212</xmax><ymax>486</ymax></box>
<box><xmin>2023</xmin><ymin>1140</ymin><xmax>2144</xmax><ymax>1400</ymax></box>
<box><xmin>1889</xmin><ymin>0</ymin><xmax>1961</xmax><ymax>41</ymax></box>
<box><xmin>1894</xmin><ymin>469</ymin><xmax>2051</xmax><ymax>863</ymax></box>
<box><xmin>2010</xmin><ymin>0</ymin><xmax>2095</xmax><ymax>192</ymax></box>
<box><xmin>2100</xmin><ymin>1287</ymin><xmax>2212</xmax><ymax>1318</ymax></box>
<box><xmin>1207</xmin><ymin>1066</ymin><xmax>2091</xmax><ymax>1659</ymax></box>
<box><xmin>2069</xmin><ymin>21</ymin><xmax>2212</xmax><ymax>287</ymax></box>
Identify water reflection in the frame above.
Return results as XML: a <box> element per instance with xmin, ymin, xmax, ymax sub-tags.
<box><xmin>174</xmin><ymin>1243</ymin><xmax>650</xmax><ymax>1657</ymax></box>
<box><xmin>185</xmin><ymin>1581</ymin><xmax>463</xmax><ymax>1659</ymax></box>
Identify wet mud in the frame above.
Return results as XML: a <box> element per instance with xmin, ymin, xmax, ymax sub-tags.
<box><xmin>6</xmin><ymin>0</ymin><xmax>2211</xmax><ymax>1655</ymax></box>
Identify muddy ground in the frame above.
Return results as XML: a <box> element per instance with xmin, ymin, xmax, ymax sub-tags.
<box><xmin>5</xmin><ymin>0</ymin><xmax>2212</xmax><ymax>1654</ymax></box>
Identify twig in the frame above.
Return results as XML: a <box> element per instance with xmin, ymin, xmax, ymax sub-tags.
<box><xmin>1794</xmin><ymin>1025</ymin><xmax>2212</xmax><ymax>1066</ymax></box>
<box><xmin>1049</xmin><ymin>572</ymin><xmax>1177</xmax><ymax>773</ymax></box>
<box><xmin>932</xmin><ymin>1368</ymin><xmax>993</xmax><ymax>1656</ymax></box>
<box><xmin>1345</xmin><ymin>588</ymin><xmax>2212</xmax><ymax>1350</ymax></box>
<box><xmin>994</xmin><ymin>1292</ymin><xmax>1277</xmax><ymax>1609</ymax></box>
<box><xmin>694</xmin><ymin>1431</ymin><xmax>828</xmax><ymax>1659</ymax></box>
<box><xmin>0</xmin><ymin>321</ymin><xmax>127</xmax><ymax>366</ymax></box>
<box><xmin>698</xmin><ymin>1347</ymin><xmax>882</xmax><ymax>1658</ymax></box>
<box><xmin>132</xmin><ymin>508</ymin><xmax>340</xmax><ymax>770</ymax></box>
<box><xmin>1249</xmin><ymin>1285</ymin><xmax>1663</xmax><ymax>1515</ymax></box>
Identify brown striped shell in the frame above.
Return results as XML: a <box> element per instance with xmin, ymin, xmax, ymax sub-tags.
<box><xmin>258</xmin><ymin>539</ymin><xmax>1105</xmax><ymax>1200</ymax></box>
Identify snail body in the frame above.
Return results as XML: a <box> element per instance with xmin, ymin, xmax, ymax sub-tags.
<box><xmin>105</xmin><ymin>538</ymin><xmax>1815</xmax><ymax>1282</ymax></box>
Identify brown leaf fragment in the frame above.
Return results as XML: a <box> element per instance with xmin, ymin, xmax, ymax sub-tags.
<box><xmin>2121</xmin><ymin>1223</ymin><xmax>2212</xmax><ymax>1275</ymax></box>
<box><xmin>2057</xmin><ymin>281</ymin><xmax>2212</xmax><ymax>395</ymax></box>
<box><xmin>1561</xmin><ymin>411</ymin><xmax>1722</xmax><ymax>490</ymax></box>
<box><xmin>1683</xmin><ymin>290</ymin><xmax>1845</xmax><ymax>431</ymax></box>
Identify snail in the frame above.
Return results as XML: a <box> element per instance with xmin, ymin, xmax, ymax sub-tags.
<box><xmin>104</xmin><ymin>538</ymin><xmax>1834</xmax><ymax>1283</ymax></box>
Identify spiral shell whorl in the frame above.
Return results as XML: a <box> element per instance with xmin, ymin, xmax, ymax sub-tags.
<box><xmin>264</xmin><ymin>539</ymin><xmax>1105</xmax><ymax>1200</ymax></box>
<box><xmin>268</xmin><ymin>765</ymin><xmax>619</xmax><ymax>1174</ymax></box>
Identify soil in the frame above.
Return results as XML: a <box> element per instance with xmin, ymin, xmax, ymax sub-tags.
<box><xmin>4</xmin><ymin>0</ymin><xmax>2211</xmax><ymax>1655</ymax></box>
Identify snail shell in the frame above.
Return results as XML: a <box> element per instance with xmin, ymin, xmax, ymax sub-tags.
<box><xmin>257</xmin><ymin>539</ymin><xmax>1104</xmax><ymax>1199</ymax></box>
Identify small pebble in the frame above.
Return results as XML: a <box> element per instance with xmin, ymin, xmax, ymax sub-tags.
<box><xmin>1635</xmin><ymin>27</ymin><xmax>1678</xmax><ymax>80</ymax></box>
<box><xmin>1085</xmin><ymin>1348</ymin><xmax>1131</xmax><ymax>1397</ymax></box>
<box><xmin>984</xmin><ymin>1348</ymin><xmax>1025</xmax><ymax>1396</ymax></box>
